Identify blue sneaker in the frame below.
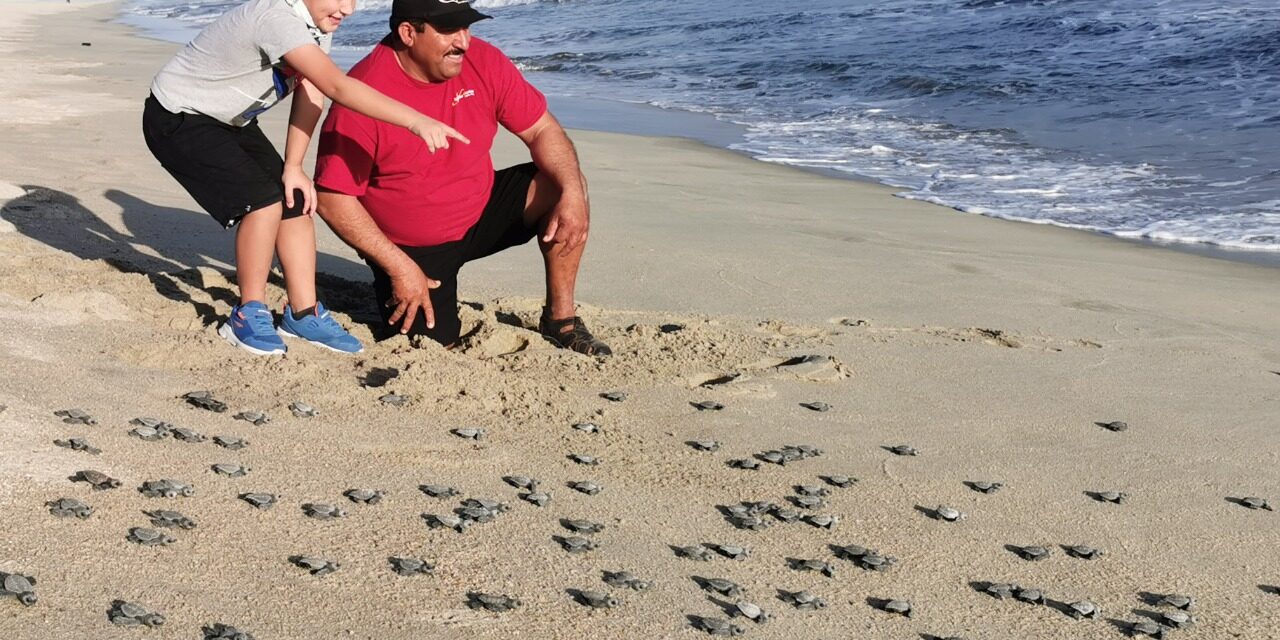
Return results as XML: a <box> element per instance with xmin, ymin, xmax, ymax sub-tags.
<box><xmin>277</xmin><ymin>302</ymin><xmax>364</xmax><ymax>354</ymax></box>
<box><xmin>218</xmin><ymin>301</ymin><xmax>286</xmax><ymax>355</ymax></box>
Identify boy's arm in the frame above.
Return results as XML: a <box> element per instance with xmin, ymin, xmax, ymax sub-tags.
<box><xmin>282</xmin><ymin>78</ymin><xmax>324</xmax><ymax>215</ymax></box>
<box><xmin>282</xmin><ymin>44</ymin><xmax>470</xmax><ymax>153</ymax></box>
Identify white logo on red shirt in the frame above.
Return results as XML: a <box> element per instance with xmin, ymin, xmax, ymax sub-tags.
<box><xmin>452</xmin><ymin>89</ymin><xmax>475</xmax><ymax>106</ymax></box>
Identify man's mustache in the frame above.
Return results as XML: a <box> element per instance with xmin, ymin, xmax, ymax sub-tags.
<box><xmin>446</xmin><ymin>48</ymin><xmax>466</xmax><ymax>56</ymax></box>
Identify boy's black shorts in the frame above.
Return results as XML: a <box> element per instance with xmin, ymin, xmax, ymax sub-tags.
<box><xmin>366</xmin><ymin>163</ymin><xmax>540</xmax><ymax>346</ymax></box>
<box><xmin>142</xmin><ymin>94</ymin><xmax>304</xmax><ymax>227</ymax></box>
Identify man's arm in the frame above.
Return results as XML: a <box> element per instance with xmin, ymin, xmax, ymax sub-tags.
<box><xmin>316</xmin><ymin>190</ymin><xmax>439</xmax><ymax>332</ymax></box>
<box><xmin>515</xmin><ymin>111</ymin><xmax>590</xmax><ymax>257</ymax></box>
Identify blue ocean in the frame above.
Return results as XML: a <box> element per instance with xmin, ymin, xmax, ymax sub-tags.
<box><xmin>122</xmin><ymin>0</ymin><xmax>1280</xmax><ymax>254</ymax></box>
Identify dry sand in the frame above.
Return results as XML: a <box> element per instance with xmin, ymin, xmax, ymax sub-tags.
<box><xmin>1</xmin><ymin>1</ymin><xmax>1278</xmax><ymax>639</ymax></box>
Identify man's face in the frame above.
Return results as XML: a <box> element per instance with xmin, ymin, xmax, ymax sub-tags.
<box><xmin>305</xmin><ymin>0</ymin><xmax>355</xmax><ymax>34</ymax></box>
<box><xmin>405</xmin><ymin>22</ymin><xmax>472</xmax><ymax>83</ymax></box>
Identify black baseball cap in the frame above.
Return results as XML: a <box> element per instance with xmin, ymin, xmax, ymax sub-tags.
<box><xmin>391</xmin><ymin>0</ymin><xmax>491</xmax><ymax>31</ymax></box>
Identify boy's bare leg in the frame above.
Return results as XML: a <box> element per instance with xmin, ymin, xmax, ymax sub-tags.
<box><xmin>235</xmin><ymin>202</ymin><xmax>284</xmax><ymax>305</ymax></box>
<box><xmin>276</xmin><ymin>214</ymin><xmax>318</xmax><ymax>312</ymax></box>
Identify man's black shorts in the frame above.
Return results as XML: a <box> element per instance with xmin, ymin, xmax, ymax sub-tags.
<box><xmin>142</xmin><ymin>94</ymin><xmax>304</xmax><ymax>227</ymax></box>
<box><xmin>368</xmin><ymin>162</ymin><xmax>540</xmax><ymax>345</ymax></box>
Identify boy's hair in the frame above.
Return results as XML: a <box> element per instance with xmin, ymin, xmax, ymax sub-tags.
<box><xmin>389</xmin><ymin>16</ymin><xmax>429</xmax><ymax>34</ymax></box>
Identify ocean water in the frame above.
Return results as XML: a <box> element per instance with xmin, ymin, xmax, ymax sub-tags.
<box><xmin>123</xmin><ymin>0</ymin><xmax>1280</xmax><ymax>254</ymax></box>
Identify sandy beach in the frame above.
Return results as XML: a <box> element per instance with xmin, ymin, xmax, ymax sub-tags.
<box><xmin>1</xmin><ymin>1</ymin><xmax>1278</xmax><ymax>639</ymax></box>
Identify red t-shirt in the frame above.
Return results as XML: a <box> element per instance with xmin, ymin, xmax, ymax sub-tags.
<box><xmin>315</xmin><ymin>37</ymin><xmax>547</xmax><ymax>247</ymax></box>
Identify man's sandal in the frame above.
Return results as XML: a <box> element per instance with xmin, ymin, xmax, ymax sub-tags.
<box><xmin>539</xmin><ymin>314</ymin><xmax>613</xmax><ymax>356</ymax></box>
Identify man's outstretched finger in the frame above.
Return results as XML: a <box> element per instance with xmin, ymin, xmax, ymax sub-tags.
<box><xmin>388</xmin><ymin>300</ymin><xmax>406</xmax><ymax>325</ymax></box>
<box><xmin>542</xmin><ymin>218</ymin><xmax>560</xmax><ymax>243</ymax></box>
<box><xmin>400</xmin><ymin>301</ymin><xmax>420</xmax><ymax>333</ymax></box>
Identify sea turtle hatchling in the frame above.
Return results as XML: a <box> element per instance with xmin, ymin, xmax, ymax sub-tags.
<box><xmin>982</xmin><ymin>583</ymin><xmax>1017</xmax><ymax>600</ymax></box>
<box><xmin>1</xmin><ymin>572</ymin><xmax>37</xmax><ymax>606</ymax></box>
<box><xmin>821</xmin><ymin>475</ymin><xmax>857</xmax><ymax>488</ymax></box>
<box><xmin>932</xmin><ymin>506</ymin><xmax>965</xmax><ymax>522</ymax></box>
<box><xmin>109</xmin><ymin>600</ymin><xmax>166</xmax><ymax>627</ymax></box>
<box><xmin>379</xmin><ymin>393</ymin><xmax>409</xmax><ymax>407</ymax></box>
<box><xmin>47</xmin><ymin>497</ymin><xmax>93</xmax><ymax>519</ymax></box>
<box><xmin>451</xmin><ymin>428</ymin><xmax>485</xmax><ymax>440</ymax></box>
<box><xmin>709</xmin><ymin>544</ymin><xmax>750</xmax><ymax>560</ymax></box>
<box><xmin>568</xmin><ymin>453</ymin><xmax>600</xmax><ymax>465</ymax></box>
<box><xmin>182</xmin><ymin>391</ymin><xmax>228</xmax><ymax>413</ymax></box>
<box><xmin>770</xmin><ymin>507</ymin><xmax>801</xmax><ymax>523</ymax></box>
<box><xmin>692</xmin><ymin>400</ymin><xmax>725</xmax><ymax>411</ymax></box>
<box><xmin>1239</xmin><ymin>497</ymin><xmax>1273</xmax><ymax>511</ymax></box>
<box><xmin>212</xmin><ymin>463</ymin><xmax>249</xmax><ymax>477</ymax></box>
<box><xmin>53</xmin><ymin>437</ymin><xmax>102</xmax><ymax>455</ymax></box>
<box><xmin>129</xmin><ymin>425</ymin><xmax>170</xmax><ymax>441</ymax></box>
<box><xmin>202</xmin><ymin>623</ymin><xmax>256</xmax><ymax>640</ymax></box>
<box><xmin>146</xmin><ymin>509</ymin><xmax>197</xmax><ymax>530</ymax></box>
<box><xmin>1159</xmin><ymin>611</ymin><xmax>1196</xmax><ymax>629</ymax></box>
<box><xmin>572</xmin><ymin>422</ymin><xmax>601</xmax><ymax>434</ymax></box>
<box><xmin>795</xmin><ymin>485</ymin><xmax>830</xmax><ymax>497</ymax></box>
<box><xmin>967</xmin><ymin>481</ymin><xmax>1004</xmax><ymax>494</ymax></box>
<box><xmin>302</xmin><ymin>503</ymin><xmax>346</xmax><ymax>520</ymax></box>
<box><xmin>1098</xmin><ymin>420</ymin><xmax>1129</xmax><ymax>432</ymax></box>
<box><xmin>700</xmin><ymin>577</ymin><xmax>743</xmax><ymax>597</ymax></box>
<box><xmin>214</xmin><ymin>436</ymin><xmax>249</xmax><ymax>450</ymax></box>
<box><xmin>344</xmin><ymin>489</ymin><xmax>386</xmax><ymax>505</ymax></box>
<box><xmin>602</xmin><ymin>570</ymin><xmax>651</xmax><ymax>591</ymax></box>
<box><xmin>1013</xmin><ymin>587</ymin><xmax>1047</xmax><ymax>605</ymax></box>
<box><xmin>600</xmin><ymin>391</ymin><xmax>627</xmax><ymax>402</ymax></box>
<box><xmin>423</xmin><ymin>513</ymin><xmax>469</xmax><ymax>533</ymax></box>
<box><xmin>692</xmin><ymin>616</ymin><xmax>744</xmax><ymax>637</ymax></box>
<box><xmin>732</xmin><ymin>601</ymin><xmax>770</xmax><ymax>623</ymax></box>
<box><xmin>55</xmin><ymin>409</ymin><xmax>97</xmax><ymax>425</ymax></box>
<box><xmin>569</xmin><ymin>480</ymin><xmax>603</xmax><ymax>496</ymax></box>
<box><xmin>420</xmin><ymin>484</ymin><xmax>460</xmax><ymax>498</ymax></box>
<box><xmin>789</xmin><ymin>558</ymin><xmax>836</xmax><ymax>577</ymax></box>
<box><xmin>503</xmin><ymin>475</ymin><xmax>539</xmax><ymax>491</ymax></box>
<box><xmin>1091</xmin><ymin>490</ymin><xmax>1128</xmax><ymax>504</ymax></box>
<box><xmin>1068</xmin><ymin>600</ymin><xmax>1100</xmax><ymax>619</ymax></box>
<box><xmin>792</xmin><ymin>495</ymin><xmax>826</xmax><ymax>510</ymax></box>
<box><xmin>788</xmin><ymin>444</ymin><xmax>823</xmax><ymax>458</ymax></box>
<box><xmin>233</xmin><ymin>411</ymin><xmax>270</xmax><ymax>426</ymax></box>
<box><xmin>461</xmin><ymin>498</ymin><xmax>511</xmax><ymax>514</ymax></box>
<box><xmin>561</xmin><ymin>519</ymin><xmax>605</xmax><ymax>534</ymax></box>
<box><xmin>1013</xmin><ymin>545</ymin><xmax>1051</xmax><ymax>561</ymax></box>
<box><xmin>729</xmin><ymin>514</ymin><xmax>770</xmax><ymax>531</ymax></box>
<box><xmin>74</xmin><ymin>470</ymin><xmax>121</xmax><ymax>490</ymax></box>
<box><xmin>170</xmin><ymin>427</ymin><xmax>207</xmax><ymax>443</ymax></box>
<box><xmin>834</xmin><ymin>545</ymin><xmax>897</xmax><ymax>571</ymax></box>
<box><xmin>139</xmin><ymin>479</ymin><xmax>195</xmax><ymax>498</ymax></box>
<box><xmin>466</xmin><ymin>592</ymin><xmax>521</xmax><ymax>613</ymax></box>
<box><xmin>557</xmin><ymin>536</ymin><xmax>597</xmax><ymax>553</ymax></box>
<box><xmin>674</xmin><ymin>545</ymin><xmax>713</xmax><ymax>561</ymax></box>
<box><xmin>727</xmin><ymin>458</ymin><xmax>761</xmax><ymax>470</ymax></box>
<box><xmin>782</xmin><ymin>590</ymin><xmax>826</xmax><ymax>610</ymax></box>
<box><xmin>574</xmin><ymin>589</ymin><xmax>619</xmax><ymax>609</ymax></box>
<box><xmin>1064</xmin><ymin>544</ymin><xmax>1103</xmax><ymax>560</ymax></box>
<box><xmin>1155</xmin><ymin>594</ymin><xmax>1195</xmax><ymax>610</ymax></box>
<box><xmin>289</xmin><ymin>555</ymin><xmax>339</xmax><ymax>576</ymax></box>
<box><xmin>130</xmin><ymin>417</ymin><xmax>171</xmax><ymax>430</ymax></box>
<box><xmin>288</xmin><ymin>402</ymin><xmax>318</xmax><ymax>418</ymax></box>
<box><xmin>520</xmin><ymin>491</ymin><xmax>551</xmax><ymax>507</ymax></box>
<box><xmin>239</xmin><ymin>493</ymin><xmax>277</xmax><ymax>510</ymax></box>
<box><xmin>800</xmin><ymin>401</ymin><xmax>831</xmax><ymax>412</ymax></box>
<box><xmin>688</xmin><ymin>440</ymin><xmax>722</xmax><ymax>452</ymax></box>
<box><xmin>127</xmin><ymin>527</ymin><xmax>176</xmax><ymax>546</ymax></box>
<box><xmin>804</xmin><ymin>514</ymin><xmax>838</xmax><ymax>529</ymax></box>
<box><xmin>877</xmin><ymin>599</ymin><xmax>913</xmax><ymax>617</ymax></box>
<box><xmin>1129</xmin><ymin>621</ymin><xmax>1168</xmax><ymax>639</ymax></box>
<box><xmin>886</xmin><ymin>444</ymin><xmax>919</xmax><ymax>456</ymax></box>
<box><xmin>389</xmin><ymin>556</ymin><xmax>435</xmax><ymax>576</ymax></box>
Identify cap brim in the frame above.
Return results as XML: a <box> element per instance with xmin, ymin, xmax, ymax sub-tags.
<box><xmin>428</xmin><ymin>8</ymin><xmax>491</xmax><ymax>31</ymax></box>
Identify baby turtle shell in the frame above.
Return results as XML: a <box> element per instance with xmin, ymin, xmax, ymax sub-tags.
<box><xmin>389</xmin><ymin>556</ymin><xmax>435</xmax><ymax>576</ymax></box>
<box><xmin>302</xmin><ymin>503</ymin><xmax>346</xmax><ymax>520</ymax></box>
<box><xmin>795</xmin><ymin>484</ymin><xmax>830</xmax><ymax>497</ymax></box>
<box><xmin>789</xmin><ymin>558</ymin><xmax>836</xmax><ymax>577</ymax></box>
<box><xmin>344</xmin><ymin>489</ymin><xmax>386</xmax><ymax>505</ymax></box>
<box><xmin>983</xmin><ymin>583</ymin><xmax>1017</xmax><ymax>600</ymax></box>
<box><xmin>213</xmin><ymin>435</ymin><xmax>249</xmax><ymax>450</ymax></box>
<box><xmin>783</xmin><ymin>590</ymin><xmax>826</xmax><ymax>610</ymax></box>
<box><xmin>886</xmin><ymin>445</ymin><xmax>919</xmax><ymax>456</ymax></box>
<box><xmin>561</xmin><ymin>519</ymin><xmax>605</xmax><ymax>534</ymax></box>
<box><xmin>600</xmin><ymin>391</ymin><xmax>627</xmax><ymax>402</ymax></box>
<box><xmin>1156</xmin><ymin>594</ymin><xmax>1195</xmax><ymax>610</ymax></box>
<box><xmin>129</xmin><ymin>425</ymin><xmax>169</xmax><ymax>441</ymax></box>
<box><xmin>47</xmin><ymin>497</ymin><xmax>93</xmax><ymax>519</ymax></box>
<box><xmin>1068</xmin><ymin>600</ymin><xmax>1100</xmax><ymax>619</ymax></box>
<box><xmin>451</xmin><ymin>428</ymin><xmax>485</xmax><ymax>440</ymax></box>
<box><xmin>602</xmin><ymin>570</ymin><xmax>651</xmax><ymax>591</ymax></box>
<box><xmin>109</xmin><ymin>600</ymin><xmax>165</xmax><ymax>627</ymax></box>
<box><xmin>569</xmin><ymin>480</ymin><xmax>603</xmax><ymax>495</ymax></box>
<box><xmin>212</xmin><ymin>463</ymin><xmax>249</xmax><ymax>477</ymax></box>
<box><xmin>729</xmin><ymin>514</ymin><xmax>770</xmax><ymax>531</ymax></box>
<box><xmin>792</xmin><ymin>495</ymin><xmax>826</xmax><ymax>510</ymax></box>
<box><xmin>1064</xmin><ymin>544</ymin><xmax>1103</xmax><ymax>560</ymax></box>
<box><xmin>675</xmin><ymin>545</ymin><xmax>713</xmax><ymax>561</ymax></box>
<box><xmin>692</xmin><ymin>400</ymin><xmax>725</xmax><ymax>411</ymax></box>
<box><xmin>146</xmin><ymin>509</ymin><xmax>197</xmax><ymax>530</ymax></box>
<box><xmin>701</xmin><ymin>578</ymin><xmax>743</xmax><ymax>597</ymax></box>
<box><xmin>1129</xmin><ymin>621</ymin><xmax>1168</xmax><ymax>639</ymax></box>
<box><xmin>182</xmin><ymin>391</ymin><xmax>228</xmax><ymax>413</ymax></box>
<box><xmin>288</xmin><ymin>401</ymin><xmax>318</xmax><ymax>418</ymax></box>
<box><xmin>202</xmin><ymin>623</ymin><xmax>255</xmax><ymax>639</ymax></box>
<box><xmin>239</xmin><ymin>493</ymin><xmax>277</xmax><ymax>510</ymax></box>
<box><xmin>572</xmin><ymin>422</ymin><xmax>601</xmax><ymax>434</ymax></box>
<box><xmin>503</xmin><ymin>475</ymin><xmax>539</xmax><ymax>491</ymax></box>
<box><xmin>1091</xmin><ymin>490</ymin><xmax>1128</xmax><ymax>504</ymax></box>
<box><xmin>800</xmin><ymin>401</ymin><xmax>831</xmax><ymax>412</ymax></box>
<box><xmin>1013</xmin><ymin>587</ymin><xmax>1046</xmax><ymax>605</ymax></box>
<box><xmin>1159</xmin><ymin>611</ymin><xmax>1196</xmax><ymax>629</ymax></box>
<box><xmin>424</xmin><ymin>513</ymin><xmax>469</xmax><ymax>533</ymax></box>
<box><xmin>568</xmin><ymin>453</ymin><xmax>600</xmax><ymax>465</ymax></box>
<box><xmin>1013</xmin><ymin>545</ymin><xmax>1051</xmax><ymax>561</ymax></box>
<box><xmin>727</xmin><ymin>458</ymin><xmax>761</xmax><ymax>470</ymax></box>
<box><xmin>933</xmin><ymin>506</ymin><xmax>965</xmax><ymax>522</ymax></box>
<box><xmin>688</xmin><ymin>440</ymin><xmax>722</xmax><ymax>452</ymax></box>
<box><xmin>574</xmin><ymin>589</ymin><xmax>619</xmax><ymax>609</ymax></box>
<box><xmin>967</xmin><ymin>481</ymin><xmax>1004</xmax><ymax>494</ymax></box>
<box><xmin>520</xmin><ymin>491</ymin><xmax>552</xmax><ymax>507</ymax></box>
<box><xmin>420</xmin><ymin>484</ymin><xmax>460</xmax><ymax>498</ymax></box>
<box><xmin>130</xmin><ymin>417</ymin><xmax>171</xmax><ymax>429</ymax></box>
<box><xmin>1240</xmin><ymin>496</ymin><xmax>1273</xmax><ymax>511</ymax></box>
<box><xmin>821</xmin><ymin>475</ymin><xmax>857</xmax><ymax>488</ymax></box>
<box><xmin>1097</xmin><ymin>420</ymin><xmax>1129</xmax><ymax>432</ymax></box>
<box><xmin>74</xmin><ymin>470</ymin><xmax>121</xmax><ymax>490</ymax></box>
<box><xmin>557</xmin><ymin>535</ymin><xmax>597</xmax><ymax>553</ymax></box>
<box><xmin>233</xmin><ymin>411</ymin><xmax>270</xmax><ymax>426</ymax></box>
<box><xmin>54</xmin><ymin>437</ymin><xmax>101</xmax><ymax>455</ymax></box>
<box><xmin>878</xmin><ymin>599</ymin><xmax>913</xmax><ymax>617</ymax></box>
<box><xmin>804</xmin><ymin>514</ymin><xmax>838</xmax><ymax>529</ymax></box>
<box><xmin>693</xmin><ymin>616</ymin><xmax>745</xmax><ymax>637</ymax></box>
<box><xmin>835</xmin><ymin>546</ymin><xmax>897</xmax><ymax>571</ymax></box>
<box><xmin>55</xmin><ymin>409</ymin><xmax>97</xmax><ymax>425</ymax></box>
<box><xmin>289</xmin><ymin>555</ymin><xmax>339</xmax><ymax>576</ymax></box>
<box><xmin>710</xmin><ymin>544</ymin><xmax>750</xmax><ymax>560</ymax></box>
<box><xmin>466</xmin><ymin>592</ymin><xmax>521</xmax><ymax>612</ymax></box>
<box><xmin>1</xmin><ymin>572</ymin><xmax>37</xmax><ymax>606</ymax></box>
<box><xmin>378</xmin><ymin>393</ymin><xmax>409</xmax><ymax>407</ymax></box>
<box><xmin>127</xmin><ymin>527</ymin><xmax>175</xmax><ymax>546</ymax></box>
<box><xmin>732</xmin><ymin>601</ymin><xmax>770</xmax><ymax>623</ymax></box>
<box><xmin>139</xmin><ymin>479</ymin><xmax>195</xmax><ymax>498</ymax></box>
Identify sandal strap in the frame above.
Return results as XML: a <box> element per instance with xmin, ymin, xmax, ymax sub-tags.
<box><xmin>540</xmin><ymin>315</ymin><xmax>611</xmax><ymax>356</ymax></box>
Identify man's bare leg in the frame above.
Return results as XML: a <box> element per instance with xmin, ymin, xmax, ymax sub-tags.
<box><xmin>523</xmin><ymin>172</ymin><xmax>580</xmax><ymax>322</ymax></box>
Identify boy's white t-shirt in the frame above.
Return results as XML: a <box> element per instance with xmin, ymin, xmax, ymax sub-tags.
<box><xmin>151</xmin><ymin>0</ymin><xmax>332</xmax><ymax>127</ymax></box>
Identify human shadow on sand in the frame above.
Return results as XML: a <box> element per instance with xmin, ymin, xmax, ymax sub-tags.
<box><xmin>2</xmin><ymin>187</ymin><xmax>376</xmax><ymax>327</ymax></box>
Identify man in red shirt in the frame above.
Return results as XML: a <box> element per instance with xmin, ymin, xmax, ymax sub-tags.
<box><xmin>315</xmin><ymin>0</ymin><xmax>610</xmax><ymax>355</ymax></box>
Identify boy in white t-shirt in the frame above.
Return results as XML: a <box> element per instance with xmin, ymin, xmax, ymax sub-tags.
<box><xmin>144</xmin><ymin>0</ymin><xmax>466</xmax><ymax>355</ymax></box>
